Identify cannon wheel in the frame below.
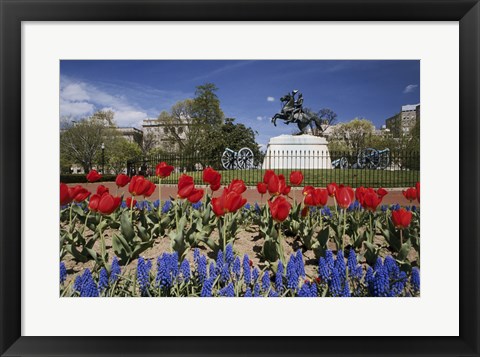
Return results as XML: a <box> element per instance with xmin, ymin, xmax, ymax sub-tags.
<box><xmin>221</xmin><ymin>150</ymin><xmax>237</xmax><ymax>170</ymax></box>
<box><xmin>378</xmin><ymin>150</ymin><xmax>390</xmax><ymax>169</ymax></box>
<box><xmin>357</xmin><ymin>148</ymin><xmax>380</xmax><ymax>169</ymax></box>
<box><xmin>339</xmin><ymin>156</ymin><xmax>349</xmax><ymax>169</ymax></box>
<box><xmin>237</xmin><ymin>147</ymin><xmax>254</xmax><ymax>169</ymax></box>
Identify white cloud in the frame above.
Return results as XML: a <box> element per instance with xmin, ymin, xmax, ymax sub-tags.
<box><xmin>60</xmin><ymin>77</ymin><xmax>149</xmax><ymax>127</ymax></box>
<box><xmin>403</xmin><ymin>84</ymin><xmax>418</xmax><ymax>93</ymax></box>
<box><xmin>256</xmin><ymin>116</ymin><xmax>264</xmax><ymax>121</ymax></box>
<box><xmin>60</xmin><ymin>99</ymin><xmax>95</xmax><ymax>117</ymax></box>
<box><xmin>110</xmin><ymin>109</ymin><xmax>148</xmax><ymax>124</ymax></box>
<box><xmin>60</xmin><ymin>83</ymin><xmax>90</xmax><ymax>102</ymax></box>
<box><xmin>267</xmin><ymin>96</ymin><xmax>275</xmax><ymax>102</ymax></box>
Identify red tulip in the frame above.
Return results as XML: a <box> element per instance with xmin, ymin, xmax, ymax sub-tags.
<box><xmin>377</xmin><ymin>187</ymin><xmax>388</xmax><ymax>198</ymax></box>
<box><xmin>289</xmin><ymin>171</ymin><xmax>304</xmax><ymax>186</ymax></box>
<box><xmin>96</xmin><ymin>184</ymin><xmax>109</xmax><ymax>196</ymax></box>
<box><xmin>304</xmin><ymin>188</ymin><xmax>328</xmax><ymax>207</ymax></box>
<box><xmin>327</xmin><ymin>183</ymin><xmax>337</xmax><ymax>197</ymax></box>
<box><xmin>403</xmin><ymin>187</ymin><xmax>417</xmax><ymax>202</ymax></box>
<box><xmin>126</xmin><ymin>196</ymin><xmax>137</xmax><ymax>208</ymax></box>
<box><xmin>203</xmin><ymin>167</ymin><xmax>220</xmax><ymax>183</ymax></box>
<box><xmin>278</xmin><ymin>174</ymin><xmax>291</xmax><ymax>196</ymax></box>
<box><xmin>363</xmin><ymin>190</ymin><xmax>382</xmax><ymax>212</ymax></box>
<box><xmin>268</xmin><ymin>196</ymin><xmax>292</xmax><ymax>222</ymax></box>
<box><xmin>187</xmin><ymin>188</ymin><xmax>204</xmax><ymax>204</ymax></box>
<box><xmin>355</xmin><ymin>186</ymin><xmax>366</xmax><ymax>207</ymax></box>
<box><xmin>97</xmin><ymin>193</ymin><xmax>122</xmax><ymax>215</ymax></box>
<box><xmin>60</xmin><ymin>183</ymin><xmax>72</xmax><ymax>206</ymax></box>
<box><xmin>115</xmin><ymin>174</ymin><xmax>130</xmax><ymax>188</ymax></box>
<box><xmin>415</xmin><ymin>182</ymin><xmax>420</xmax><ymax>203</ymax></box>
<box><xmin>203</xmin><ymin>167</ymin><xmax>222</xmax><ymax>192</ymax></box>
<box><xmin>392</xmin><ymin>208</ymin><xmax>412</xmax><ymax>229</ymax></box>
<box><xmin>336</xmin><ymin>186</ymin><xmax>354</xmax><ymax>209</ymax></box>
<box><xmin>257</xmin><ymin>182</ymin><xmax>267</xmax><ymax>195</ymax></box>
<box><xmin>69</xmin><ymin>185</ymin><xmax>91</xmax><ymax>203</ymax></box>
<box><xmin>228</xmin><ymin>179</ymin><xmax>247</xmax><ymax>195</ymax></box>
<box><xmin>143</xmin><ymin>181</ymin><xmax>156</xmax><ymax>198</ymax></box>
<box><xmin>86</xmin><ymin>170</ymin><xmax>102</xmax><ymax>183</ymax></box>
<box><xmin>88</xmin><ymin>194</ymin><xmax>101</xmax><ymax>212</ymax></box>
<box><xmin>210</xmin><ymin>181</ymin><xmax>221</xmax><ymax>192</ymax></box>
<box><xmin>129</xmin><ymin>175</ymin><xmax>152</xmax><ymax>197</ymax></box>
<box><xmin>263</xmin><ymin>170</ymin><xmax>276</xmax><ymax>184</ymax></box>
<box><xmin>177</xmin><ymin>174</ymin><xmax>195</xmax><ymax>199</ymax></box>
<box><xmin>303</xmin><ymin>186</ymin><xmax>314</xmax><ymax>196</ymax></box>
<box><xmin>266</xmin><ymin>172</ymin><xmax>280</xmax><ymax>196</ymax></box>
<box><xmin>156</xmin><ymin>162</ymin><xmax>174</xmax><ymax>178</ymax></box>
<box><xmin>211</xmin><ymin>188</ymin><xmax>246</xmax><ymax>216</ymax></box>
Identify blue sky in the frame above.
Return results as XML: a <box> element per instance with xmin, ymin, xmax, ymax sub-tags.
<box><xmin>60</xmin><ymin>60</ymin><xmax>420</xmax><ymax>148</ymax></box>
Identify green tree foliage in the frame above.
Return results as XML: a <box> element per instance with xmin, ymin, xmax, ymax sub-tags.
<box><xmin>191</xmin><ymin>83</ymin><xmax>224</xmax><ymax>126</ymax></box>
<box><xmin>105</xmin><ymin>137</ymin><xmax>142</xmax><ymax>175</ymax></box>
<box><xmin>159</xmin><ymin>84</ymin><xmax>261</xmax><ymax>167</ymax></box>
<box><xmin>60</xmin><ymin>110</ymin><xmax>142</xmax><ymax>174</ymax></box>
<box><xmin>328</xmin><ymin>118</ymin><xmax>376</xmax><ymax>152</ymax></box>
<box><xmin>60</xmin><ymin>111</ymin><xmax>116</xmax><ymax>173</ymax></box>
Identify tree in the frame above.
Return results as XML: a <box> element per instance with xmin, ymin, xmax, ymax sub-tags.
<box><xmin>140</xmin><ymin>131</ymin><xmax>157</xmax><ymax>156</ymax></box>
<box><xmin>60</xmin><ymin>110</ymin><xmax>122</xmax><ymax>173</ymax></box>
<box><xmin>220</xmin><ymin>118</ymin><xmax>262</xmax><ymax>162</ymax></box>
<box><xmin>328</xmin><ymin>118</ymin><xmax>375</xmax><ymax>152</ymax></box>
<box><xmin>154</xmin><ymin>83</ymin><xmax>260</xmax><ymax>168</ymax></box>
<box><xmin>318</xmin><ymin>108</ymin><xmax>338</xmax><ymax>128</ymax></box>
<box><xmin>106</xmin><ymin>137</ymin><xmax>142</xmax><ymax>174</ymax></box>
<box><xmin>191</xmin><ymin>83</ymin><xmax>224</xmax><ymax>126</ymax></box>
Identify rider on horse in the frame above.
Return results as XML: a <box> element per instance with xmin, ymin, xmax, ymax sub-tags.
<box><xmin>280</xmin><ymin>90</ymin><xmax>300</xmax><ymax>124</ymax></box>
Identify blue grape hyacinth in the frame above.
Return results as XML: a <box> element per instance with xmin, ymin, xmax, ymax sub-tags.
<box><xmin>60</xmin><ymin>262</ymin><xmax>67</xmax><ymax>285</ymax></box>
<box><xmin>411</xmin><ymin>267</ymin><xmax>420</xmax><ymax>293</ymax></box>
<box><xmin>110</xmin><ymin>256</ymin><xmax>121</xmax><ymax>284</ymax></box>
<box><xmin>180</xmin><ymin>259</ymin><xmax>191</xmax><ymax>283</ymax></box>
<box><xmin>98</xmin><ymin>267</ymin><xmax>109</xmax><ymax>293</ymax></box>
<box><xmin>137</xmin><ymin>257</ymin><xmax>152</xmax><ymax>296</ymax></box>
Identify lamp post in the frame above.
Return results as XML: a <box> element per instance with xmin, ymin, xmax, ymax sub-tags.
<box><xmin>101</xmin><ymin>142</ymin><xmax>105</xmax><ymax>174</ymax></box>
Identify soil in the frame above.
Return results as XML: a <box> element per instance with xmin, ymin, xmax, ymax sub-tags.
<box><xmin>62</xmin><ymin>217</ymin><xmax>419</xmax><ymax>286</ymax></box>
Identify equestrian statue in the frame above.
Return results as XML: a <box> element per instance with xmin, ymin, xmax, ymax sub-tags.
<box><xmin>271</xmin><ymin>90</ymin><xmax>325</xmax><ymax>134</ymax></box>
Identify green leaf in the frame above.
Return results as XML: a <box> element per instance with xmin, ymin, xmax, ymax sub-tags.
<box><xmin>120</xmin><ymin>211</ymin><xmax>135</xmax><ymax>241</ymax></box>
<box><xmin>65</xmin><ymin>244</ymin><xmax>89</xmax><ymax>263</ymax></box>
<box><xmin>112</xmin><ymin>233</ymin><xmax>132</xmax><ymax>263</ymax></box>
<box><xmin>364</xmin><ymin>241</ymin><xmax>379</xmax><ymax>266</ymax></box>
<box><xmin>397</xmin><ymin>241</ymin><xmax>412</xmax><ymax>262</ymax></box>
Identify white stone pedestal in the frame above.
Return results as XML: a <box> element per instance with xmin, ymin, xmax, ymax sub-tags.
<box><xmin>262</xmin><ymin>134</ymin><xmax>332</xmax><ymax>170</ymax></box>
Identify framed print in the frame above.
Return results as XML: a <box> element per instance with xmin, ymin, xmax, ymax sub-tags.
<box><xmin>1</xmin><ymin>0</ymin><xmax>479</xmax><ymax>356</ymax></box>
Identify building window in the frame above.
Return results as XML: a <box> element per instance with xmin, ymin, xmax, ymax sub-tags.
<box><xmin>177</xmin><ymin>127</ymin><xmax>184</xmax><ymax>134</ymax></box>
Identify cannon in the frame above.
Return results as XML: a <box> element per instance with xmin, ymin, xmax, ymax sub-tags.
<box><xmin>332</xmin><ymin>148</ymin><xmax>390</xmax><ymax>170</ymax></box>
<box><xmin>221</xmin><ymin>147</ymin><xmax>255</xmax><ymax>170</ymax></box>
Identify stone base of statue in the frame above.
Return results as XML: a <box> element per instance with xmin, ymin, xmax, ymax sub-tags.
<box><xmin>262</xmin><ymin>134</ymin><xmax>332</xmax><ymax>170</ymax></box>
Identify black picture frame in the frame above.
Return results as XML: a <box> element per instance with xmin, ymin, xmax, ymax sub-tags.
<box><xmin>1</xmin><ymin>0</ymin><xmax>479</xmax><ymax>356</ymax></box>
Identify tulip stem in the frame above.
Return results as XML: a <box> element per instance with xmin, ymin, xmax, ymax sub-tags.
<box><xmin>98</xmin><ymin>216</ymin><xmax>106</xmax><ymax>267</ymax></box>
<box><xmin>277</xmin><ymin>223</ymin><xmax>286</xmax><ymax>267</ymax></box>
<box><xmin>319</xmin><ymin>209</ymin><xmax>323</xmax><ymax>231</ymax></box>
<box><xmin>342</xmin><ymin>208</ymin><xmax>347</xmax><ymax>253</ymax></box>
<box><xmin>69</xmin><ymin>203</ymin><xmax>74</xmax><ymax>228</ymax></box>
<box><xmin>223</xmin><ymin>214</ymin><xmax>228</xmax><ymax>252</ymax></box>
<box><xmin>84</xmin><ymin>211</ymin><xmax>91</xmax><ymax>232</ymax></box>
<box><xmin>158</xmin><ymin>182</ymin><xmax>162</xmax><ymax>215</ymax></box>
<box><xmin>400</xmin><ymin>229</ymin><xmax>403</xmax><ymax>246</ymax></box>
<box><xmin>369</xmin><ymin>212</ymin><xmax>373</xmax><ymax>244</ymax></box>
<box><xmin>130</xmin><ymin>195</ymin><xmax>135</xmax><ymax>222</ymax></box>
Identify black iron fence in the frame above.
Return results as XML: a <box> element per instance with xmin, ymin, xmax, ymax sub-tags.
<box><xmin>127</xmin><ymin>150</ymin><xmax>419</xmax><ymax>188</ymax></box>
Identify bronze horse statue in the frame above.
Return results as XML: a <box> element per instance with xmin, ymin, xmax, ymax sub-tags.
<box><xmin>271</xmin><ymin>92</ymin><xmax>324</xmax><ymax>134</ymax></box>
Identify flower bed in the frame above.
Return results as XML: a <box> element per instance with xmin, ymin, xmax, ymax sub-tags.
<box><xmin>60</xmin><ymin>167</ymin><xmax>420</xmax><ymax>297</ymax></box>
